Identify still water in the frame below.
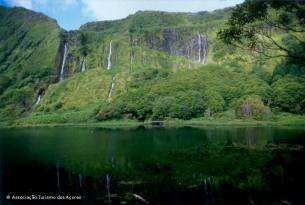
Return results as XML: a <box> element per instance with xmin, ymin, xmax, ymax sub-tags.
<box><xmin>0</xmin><ymin>126</ymin><xmax>305</xmax><ymax>205</ymax></box>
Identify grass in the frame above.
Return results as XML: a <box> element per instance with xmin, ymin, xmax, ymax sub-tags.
<box><xmin>4</xmin><ymin>112</ymin><xmax>304</xmax><ymax>128</ymax></box>
<box><xmin>165</xmin><ymin>117</ymin><xmax>305</xmax><ymax>127</ymax></box>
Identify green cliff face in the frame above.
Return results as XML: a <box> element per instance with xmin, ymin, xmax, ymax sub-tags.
<box><xmin>0</xmin><ymin>6</ymin><xmax>304</xmax><ymax>124</ymax></box>
<box><xmin>0</xmin><ymin>6</ymin><xmax>61</xmax><ymax>120</ymax></box>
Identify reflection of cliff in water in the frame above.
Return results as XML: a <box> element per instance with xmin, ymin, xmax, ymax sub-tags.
<box><xmin>1</xmin><ymin>127</ymin><xmax>305</xmax><ymax>205</ymax></box>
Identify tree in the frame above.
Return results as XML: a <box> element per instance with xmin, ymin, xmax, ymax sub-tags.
<box><xmin>152</xmin><ymin>96</ymin><xmax>176</xmax><ymax>120</ymax></box>
<box><xmin>234</xmin><ymin>95</ymin><xmax>271</xmax><ymax>119</ymax></box>
<box><xmin>218</xmin><ymin>0</ymin><xmax>305</xmax><ymax>63</ymax></box>
<box><xmin>271</xmin><ymin>77</ymin><xmax>305</xmax><ymax>114</ymax></box>
<box><xmin>203</xmin><ymin>90</ymin><xmax>225</xmax><ymax>117</ymax></box>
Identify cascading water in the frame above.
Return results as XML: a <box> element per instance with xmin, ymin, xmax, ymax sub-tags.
<box><xmin>198</xmin><ymin>33</ymin><xmax>208</xmax><ymax>64</ymax></box>
<box><xmin>108</xmin><ymin>77</ymin><xmax>115</xmax><ymax>98</ymax></box>
<box><xmin>81</xmin><ymin>56</ymin><xmax>86</xmax><ymax>72</ymax></box>
<box><xmin>35</xmin><ymin>95</ymin><xmax>41</xmax><ymax>105</ymax></box>
<box><xmin>107</xmin><ymin>41</ymin><xmax>112</xmax><ymax>70</ymax></box>
<box><xmin>60</xmin><ymin>43</ymin><xmax>68</xmax><ymax>82</ymax></box>
<box><xmin>56</xmin><ymin>161</ymin><xmax>61</xmax><ymax>194</ymax></box>
<box><xmin>198</xmin><ymin>34</ymin><xmax>202</xmax><ymax>63</ymax></box>
<box><xmin>105</xmin><ymin>174</ymin><xmax>111</xmax><ymax>203</ymax></box>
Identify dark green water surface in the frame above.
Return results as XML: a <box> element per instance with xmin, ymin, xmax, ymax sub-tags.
<box><xmin>0</xmin><ymin>126</ymin><xmax>305</xmax><ymax>205</ymax></box>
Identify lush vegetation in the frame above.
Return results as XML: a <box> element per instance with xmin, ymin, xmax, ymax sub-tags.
<box><xmin>0</xmin><ymin>1</ymin><xmax>304</xmax><ymax>125</ymax></box>
<box><xmin>0</xmin><ymin>6</ymin><xmax>61</xmax><ymax>120</ymax></box>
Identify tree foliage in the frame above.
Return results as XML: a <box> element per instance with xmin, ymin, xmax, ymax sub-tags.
<box><xmin>234</xmin><ymin>95</ymin><xmax>271</xmax><ymax>119</ymax></box>
<box><xmin>271</xmin><ymin>77</ymin><xmax>305</xmax><ymax>114</ymax></box>
<box><xmin>218</xmin><ymin>0</ymin><xmax>305</xmax><ymax>63</ymax></box>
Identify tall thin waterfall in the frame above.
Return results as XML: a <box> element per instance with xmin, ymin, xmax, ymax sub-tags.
<box><xmin>198</xmin><ymin>34</ymin><xmax>208</xmax><ymax>64</ymax></box>
<box><xmin>81</xmin><ymin>56</ymin><xmax>86</xmax><ymax>72</ymax></box>
<box><xmin>35</xmin><ymin>95</ymin><xmax>42</xmax><ymax>105</ymax></box>
<box><xmin>198</xmin><ymin>34</ymin><xmax>202</xmax><ymax>63</ymax></box>
<box><xmin>60</xmin><ymin>43</ymin><xmax>68</xmax><ymax>82</ymax></box>
<box><xmin>107</xmin><ymin>41</ymin><xmax>112</xmax><ymax>70</ymax></box>
<box><xmin>108</xmin><ymin>77</ymin><xmax>115</xmax><ymax>98</ymax></box>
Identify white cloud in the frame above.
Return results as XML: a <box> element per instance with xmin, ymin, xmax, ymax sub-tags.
<box><xmin>4</xmin><ymin>0</ymin><xmax>33</xmax><ymax>9</ymax></box>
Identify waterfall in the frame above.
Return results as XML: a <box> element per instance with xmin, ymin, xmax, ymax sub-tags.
<box><xmin>198</xmin><ymin>34</ymin><xmax>202</xmax><ymax>63</ymax></box>
<box><xmin>60</xmin><ymin>43</ymin><xmax>68</xmax><ymax>82</ymax></box>
<box><xmin>35</xmin><ymin>95</ymin><xmax>42</xmax><ymax>105</ymax></box>
<box><xmin>56</xmin><ymin>161</ymin><xmax>61</xmax><ymax>194</ymax></box>
<box><xmin>108</xmin><ymin>77</ymin><xmax>115</xmax><ymax>98</ymax></box>
<box><xmin>78</xmin><ymin>174</ymin><xmax>83</xmax><ymax>188</ymax></box>
<box><xmin>105</xmin><ymin>174</ymin><xmax>111</xmax><ymax>203</ymax></box>
<box><xmin>107</xmin><ymin>41</ymin><xmax>112</xmax><ymax>70</ymax></box>
<box><xmin>81</xmin><ymin>56</ymin><xmax>86</xmax><ymax>72</ymax></box>
<box><xmin>198</xmin><ymin>33</ymin><xmax>208</xmax><ymax>64</ymax></box>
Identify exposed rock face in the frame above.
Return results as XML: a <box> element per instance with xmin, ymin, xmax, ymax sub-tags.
<box><xmin>144</xmin><ymin>27</ymin><xmax>208</xmax><ymax>62</ymax></box>
<box><xmin>61</xmin><ymin>25</ymin><xmax>209</xmax><ymax>82</ymax></box>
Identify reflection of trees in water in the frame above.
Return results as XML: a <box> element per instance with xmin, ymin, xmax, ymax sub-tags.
<box><xmin>2</xmin><ymin>127</ymin><xmax>305</xmax><ymax>204</ymax></box>
<box><xmin>244</xmin><ymin>127</ymin><xmax>255</xmax><ymax>146</ymax></box>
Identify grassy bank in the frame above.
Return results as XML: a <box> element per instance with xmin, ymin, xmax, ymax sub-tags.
<box><xmin>164</xmin><ymin>114</ymin><xmax>305</xmax><ymax>127</ymax></box>
<box><xmin>1</xmin><ymin>112</ymin><xmax>305</xmax><ymax>128</ymax></box>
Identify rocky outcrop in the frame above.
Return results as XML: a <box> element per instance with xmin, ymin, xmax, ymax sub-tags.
<box><xmin>144</xmin><ymin>27</ymin><xmax>208</xmax><ymax>62</ymax></box>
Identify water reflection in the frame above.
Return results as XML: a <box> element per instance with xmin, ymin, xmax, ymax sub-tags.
<box><xmin>0</xmin><ymin>126</ymin><xmax>304</xmax><ymax>204</ymax></box>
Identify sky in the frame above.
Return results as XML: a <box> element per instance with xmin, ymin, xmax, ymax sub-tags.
<box><xmin>0</xmin><ymin>0</ymin><xmax>244</xmax><ymax>30</ymax></box>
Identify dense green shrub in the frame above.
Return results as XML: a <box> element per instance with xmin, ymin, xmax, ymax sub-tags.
<box><xmin>234</xmin><ymin>95</ymin><xmax>271</xmax><ymax>119</ymax></box>
<box><xmin>271</xmin><ymin>77</ymin><xmax>305</xmax><ymax>114</ymax></box>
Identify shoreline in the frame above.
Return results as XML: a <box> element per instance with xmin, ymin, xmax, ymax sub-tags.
<box><xmin>1</xmin><ymin>118</ymin><xmax>305</xmax><ymax>129</ymax></box>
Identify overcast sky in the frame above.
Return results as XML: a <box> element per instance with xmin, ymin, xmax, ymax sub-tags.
<box><xmin>0</xmin><ymin>0</ymin><xmax>245</xmax><ymax>30</ymax></box>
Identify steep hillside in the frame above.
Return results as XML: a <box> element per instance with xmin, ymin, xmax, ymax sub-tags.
<box><xmin>0</xmin><ymin>6</ymin><xmax>61</xmax><ymax>120</ymax></box>
<box><xmin>0</xmin><ymin>5</ymin><xmax>304</xmax><ymax>125</ymax></box>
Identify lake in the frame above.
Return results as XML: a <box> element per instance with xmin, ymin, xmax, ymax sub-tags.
<box><xmin>0</xmin><ymin>126</ymin><xmax>305</xmax><ymax>205</ymax></box>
